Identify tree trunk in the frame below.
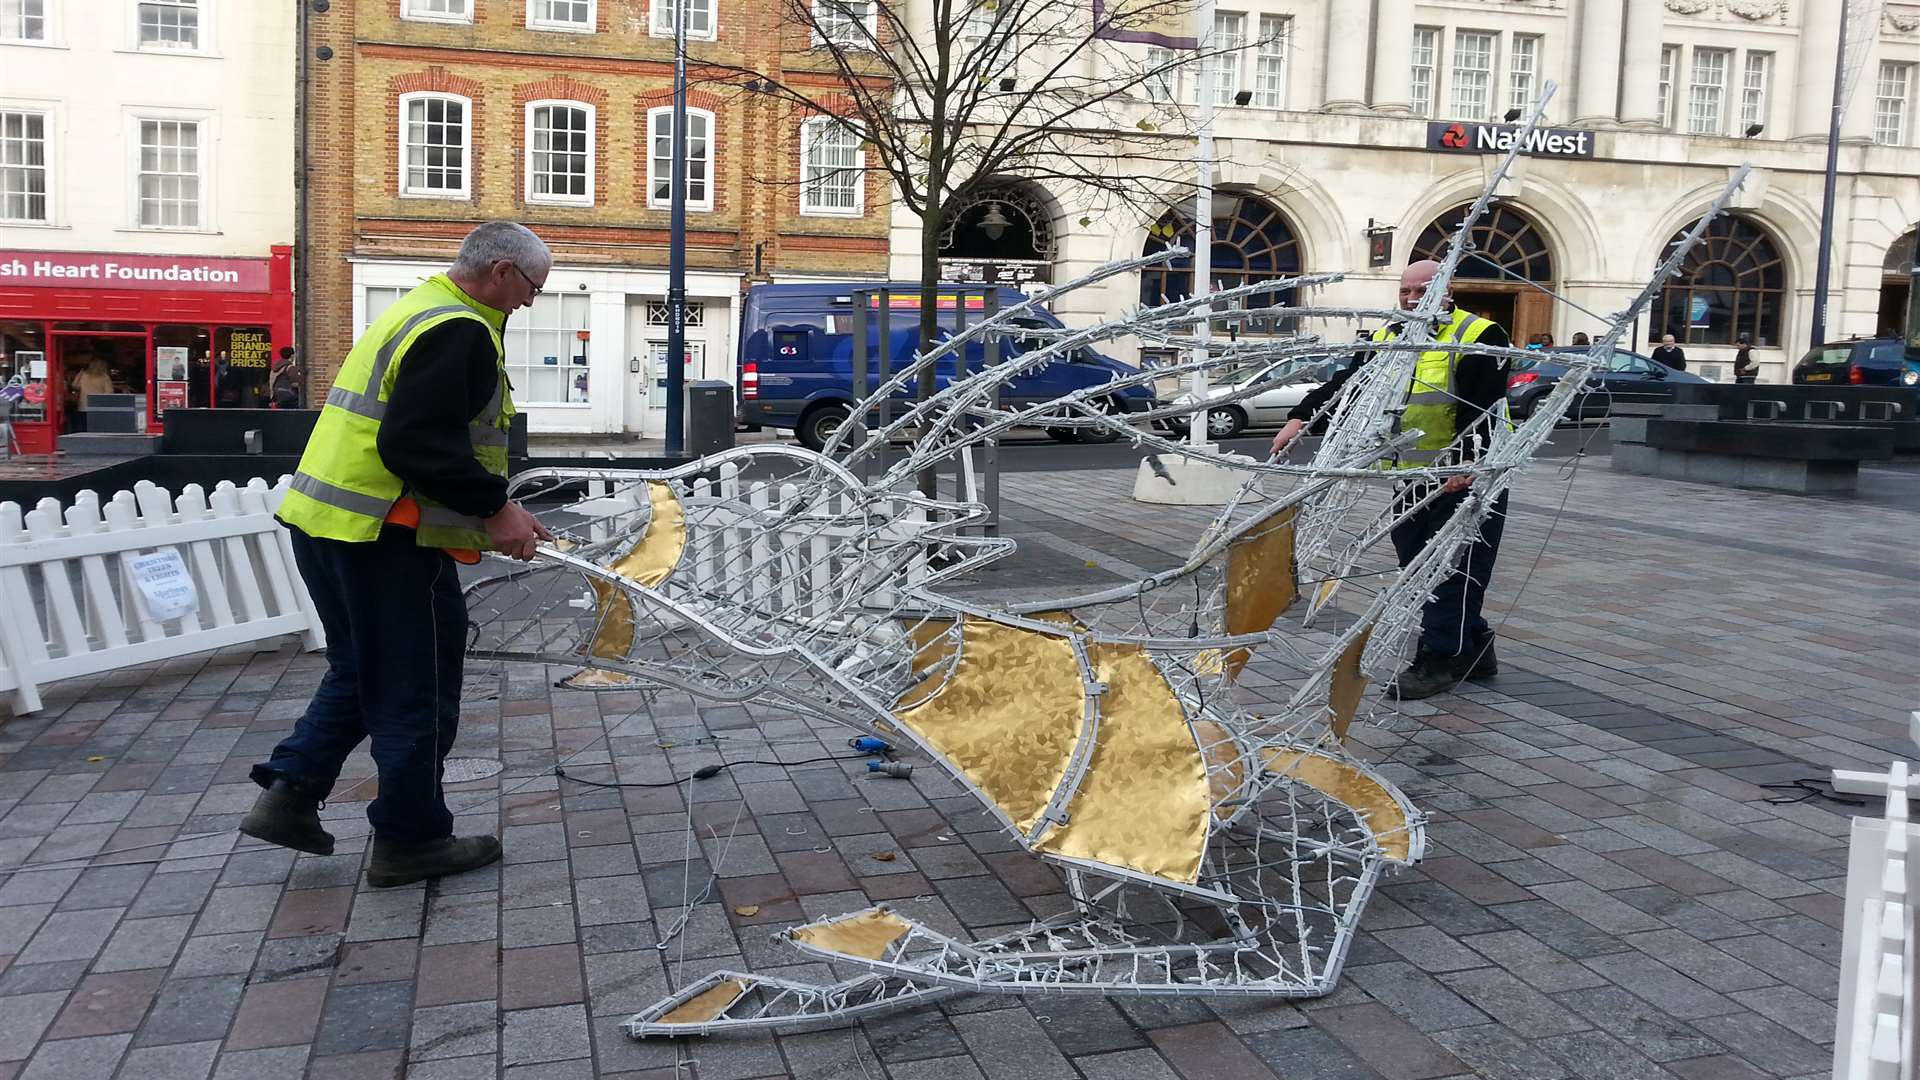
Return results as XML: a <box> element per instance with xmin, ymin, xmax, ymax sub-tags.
<box><xmin>916</xmin><ymin>200</ymin><xmax>944</xmax><ymax>498</ymax></box>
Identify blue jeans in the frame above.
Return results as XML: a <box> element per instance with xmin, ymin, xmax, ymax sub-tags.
<box><xmin>1389</xmin><ymin>488</ymin><xmax>1509</xmax><ymax>659</ymax></box>
<box><xmin>251</xmin><ymin>524</ymin><xmax>465</xmax><ymax>843</ymax></box>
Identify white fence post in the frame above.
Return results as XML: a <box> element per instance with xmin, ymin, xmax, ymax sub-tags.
<box><xmin>1833</xmin><ymin>712</ymin><xmax>1920</xmax><ymax>1080</ymax></box>
<box><xmin>0</xmin><ymin>474</ymin><xmax>326</xmax><ymax>715</ymax></box>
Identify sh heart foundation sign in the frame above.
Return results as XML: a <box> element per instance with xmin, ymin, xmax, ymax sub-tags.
<box><xmin>0</xmin><ymin>250</ymin><xmax>271</xmax><ymax>292</ymax></box>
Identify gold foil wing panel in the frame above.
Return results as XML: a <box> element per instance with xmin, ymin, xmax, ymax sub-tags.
<box><xmin>1260</xmin><ymin>749</ymin><xmax>1414</xmax><ymax>863</ymax></box>
<box><xmin>1222</xmin><ymin>507</ymin><xmax>1299</xmax><ymax>679</ymax></box>
<box><xmin>572</xmin><ymin>481</ymin><xmax>689</xmax><ymax>672</ymax></box>
<box><xmin>657</xmin><ymin>978</ymin><xmax>748</xmax><ymax>1025</ymax></box>
<box><xmin>1032</xmin><ymin>645</ymin><xmax>1210</xmax><ymax>885</ymax></box>
<box><xmin>892</xmin><ymin>620</ymin><xmax>1086</xmax><ymax>835</ymax></box>
<box><xmin>1328</xmin><ymin>628</ymin><xmax>1372</xmax><ymax>742</ymax></box>
<box><xmin>789</xmin><ymin>907</ymin><xmax>913</xmax><ymax>961</ymax></box>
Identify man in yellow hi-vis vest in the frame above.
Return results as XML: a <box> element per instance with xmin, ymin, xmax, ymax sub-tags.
<box><xmin>241</xmin><ymin>222</ymin><xmax>553</xmax><ymax>888</ymax></box>
<box><xmin>1271</xmin><ymin>259</ymin><xmax>1513</xmax><ymax>701</ymax></box>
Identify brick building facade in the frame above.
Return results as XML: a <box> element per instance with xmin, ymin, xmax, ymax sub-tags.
<box><xmin>304</xmin><ymin>0</ymin><xmax>890</xmax><ymax>436</ymax></box>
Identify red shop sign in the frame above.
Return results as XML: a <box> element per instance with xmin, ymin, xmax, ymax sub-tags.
<box><xmin>0</xmin><ymin>250</ymin><xmax>271</xmax><ymax>293</ymax></box>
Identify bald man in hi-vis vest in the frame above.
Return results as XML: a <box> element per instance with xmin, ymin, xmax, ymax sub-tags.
<box><xmin>241</xmin><ymin>222</ymin><xmax>553</xmax><ymax>887</ymax></box>
<box><xmin>1272</xmin><ymin>259</ymin><xmax>1513</xmax><ymax>701</ymax></box>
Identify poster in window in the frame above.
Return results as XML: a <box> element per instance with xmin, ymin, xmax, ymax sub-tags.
<box><xmin>155</xmin><ymin>346</ymin><xmax>190</xmax><ymax>383</ymax></box>
<box><xmin>227</xmin><ymin>330</ymin><xmax>272</xmax><ymax>369</ymax></box>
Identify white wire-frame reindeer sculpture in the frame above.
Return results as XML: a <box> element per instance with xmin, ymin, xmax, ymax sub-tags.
<box><xmin>456</xmin><ymin>82</ymin><xmax>1749</xmax><ymax>1037</ymax></box>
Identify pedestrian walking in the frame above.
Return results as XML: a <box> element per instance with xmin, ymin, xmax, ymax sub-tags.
<box><xmin>1570</xmin><ymin>332</ymin><xmax>1590</xmax><ymax>347</ymax></box>
<box><xmin>1270</xmin><ymin>259</ymin><xmax>1511</xmax><ymax>700</ymax></box>
<box><xmin>1732</xmin><ymin>334</ymin><xmax>1757</xmax><ymax>383</ymax></box>
<box><xmin>241</xmin><ymin>221</ymin><xmax>554</xmax><ymax>887</ymax></box>
<box><xmin>1651</xmin><ymin>333</ymin><xmax>1687</xmax><ymax>371</ymax></box>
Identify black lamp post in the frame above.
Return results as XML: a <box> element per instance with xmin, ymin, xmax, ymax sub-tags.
<box><xmin>664</xmin><ymin>0</ymin><xmax>690</xmax><ymax>453</ymax></box>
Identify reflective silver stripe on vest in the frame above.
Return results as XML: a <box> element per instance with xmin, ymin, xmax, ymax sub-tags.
<box><xmin>418</xmin><ymin>505</ymin><xmax>487</xmax><ymax>533</ymax></box>
<box><xmin>470</xmin><ymin>425</ymin><xmax>508</xmax><ymax>448</ymax></box>
<box><xmin>327</xmin><ymin>386</ymin><xmax>386</xmax><ymax>421</ymax></box>
<box><xmin>366</xmin><ymin>306</ymin><xmax>475</xmax><ymax>392</ymax></box>
<box><xmin>290</xmin><ymin>471</ymin><xmax>396</xmax><ymax>519</ymax></box>
<box><xmin>1405</xmin><ymin>389</ymin><xmax>1454</xmax><ymax>404</ymax></box>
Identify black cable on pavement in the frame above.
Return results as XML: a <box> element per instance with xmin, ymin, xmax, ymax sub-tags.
<box><xmin>554</xmin><ymin>751</ymin><xmax>879</xmax><ymax>789</ymax></box>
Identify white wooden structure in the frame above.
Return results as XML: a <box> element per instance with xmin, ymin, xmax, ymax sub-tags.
<box><xmin>0</xmin><ymin>478</ymin><xmax>324</xmax><ymax>715</ymax></box>
<box><xmin>1833</xmin><ymin>712</ymin><xmax>1920</xmax><ymax>1080</ymax></box>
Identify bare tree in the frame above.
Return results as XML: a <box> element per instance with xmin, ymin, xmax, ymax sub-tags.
<box><xmin>718</xmin><ymin>0</ymin><xmax>1272</xmax><ymax>399</ymax></box>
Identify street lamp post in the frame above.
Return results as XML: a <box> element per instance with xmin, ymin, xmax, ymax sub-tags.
<box><xmin>1810</xmin><ymin>0</ymin><xmax>1849</xmax><ymax>348</ymax></box>
<box><xmin>1189</xmin><ymin>0</ymin><xmax>1215</xmax><ymax>451</ymax></box>
<box><xmin>664</xmin><ymin>0</ymin><xmax>690</xmax><ymax>453</ymax></box>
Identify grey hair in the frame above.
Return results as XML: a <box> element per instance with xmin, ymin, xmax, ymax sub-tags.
<box><xmin>452</xmin><ymin>221</ymin><xmax>552</xmax><ymax>278</ymax></box>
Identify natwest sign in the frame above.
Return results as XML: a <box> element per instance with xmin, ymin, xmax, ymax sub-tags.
<box><xmin>1426</xmin><ymin>121</ymin><xmax>1596</xmax><ymax>160</ymax></box>
<box><xmin>0</xmin><ymin>250</ymin><xmax>272</xmax><ymax>293</ymax></box>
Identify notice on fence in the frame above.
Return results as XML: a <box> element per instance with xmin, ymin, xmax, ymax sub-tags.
<box><xmin>128</xmin><ymin>548</ymin><xmax>199</xmax><ymax>621</ymax></box>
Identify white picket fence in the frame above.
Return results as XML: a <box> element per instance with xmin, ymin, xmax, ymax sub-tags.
<box><xmin>0</xmin><ymin>477</ymin><xmax>325</xmax><ymax>715</ymax></box>
<box><xmin>1832</xmin><ymin>712</ymin><xmax>1920</xmax><ymax>1080</ymax></box>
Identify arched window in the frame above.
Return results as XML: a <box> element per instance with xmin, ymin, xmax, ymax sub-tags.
<box><xmin>1883</xmin><ymin>228</ymin><xmax>1918</xmax><ymax>276</ymax></box>
<box><xmin>1140</xmin><ymin>193</ymin><xmax>1302</xmax><ymax>330</ymax></box>
<box><xmin>525</xmin><ymin>100</ymin><xmax>595</xmax><ymax>206</ymax></box>
<box><xmin>1412</xmin><ymin>203</ymin><xmax>1553</xmax><ymax>282</ymax></box>
<box><xmin>1654</xmin><ymin>214</ymin><xmax>1785</xmax><ymax>346</ymax></box>
<box><xmin>646</xmin><ymin>106</ymin><xmax>712</xmax><ymax>211</ymax></box>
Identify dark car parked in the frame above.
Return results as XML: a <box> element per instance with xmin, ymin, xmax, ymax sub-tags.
<box><xmin>1789</xmin><ymin>337</ymin><xmax>1920</xmax><ymax>387</ymax></box>
<box><xmin>1506</xmin><ymin>346</ymin><xmax>1709</xmax><ymax>421</ymax></box>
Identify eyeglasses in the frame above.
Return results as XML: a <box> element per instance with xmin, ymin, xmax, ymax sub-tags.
<box><xmin>506</xmin><ymin>262</ymin><xmax>543</xmax><ymax>297</ymax></box>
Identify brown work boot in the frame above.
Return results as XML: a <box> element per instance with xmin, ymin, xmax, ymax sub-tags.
<box><xmin>238</xmin><ymin>778</ymin><xmax>335</xmax><ymax>856</ymax></box>
<box><xmin>366</xmin><ymin>835</ymin><xmax>503</xmax><ymax>889</ymax></box>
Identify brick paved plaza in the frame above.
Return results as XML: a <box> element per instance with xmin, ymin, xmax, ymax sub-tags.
<box><xmin>0</xmin><ymin>455</ymin><xmax>1912</xmax><ymax>1080</ymax></box>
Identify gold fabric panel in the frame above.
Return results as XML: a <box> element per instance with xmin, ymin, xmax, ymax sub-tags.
<box><xmin>892</xmin><ymin>621</ymin><xmax>1085</xmax><ymax>834</ymax></box>
<box><xmin>1032</xmin><ymin>645</ymin><xmax>1210</xmax><ymax>885</ymax></box>
<box><xmin>579</xmin><ymin>482</ymin><xmax>688</xmax><ymax>664</ymax></box>
<box><xmin>658</xmin><ymin>978</ymin><xmax>747</xmax><ymax>1024</ymax></box>
<box><xmin>1222</xmin><ymin>508</ymin><xmax>1299</xmax><ymax>679</ymax></box>
<box><xmin>1328</xmin><ymin>629</ymin><xmax>1372</xmax><ymax>742</ymax></box>
<box><xmin>791</xmin><ymin>908</ymin><xmax>912</xmax><ymax>961</ymax></box>
<box><xmin>1193</xmin><ymin>719</ymin><xmax>1245</xmax><ymax>821</ymax></box>
<box><xmin>1261</xmin><ymin>749</ymin><xmax>1411</xmax><ymax>862</ymax></box>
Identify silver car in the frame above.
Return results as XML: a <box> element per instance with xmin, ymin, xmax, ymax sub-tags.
<box><xmin>1162</xmin><ymin>358</ymin><xmax>1334</xmax><ymax>439</ymax></box>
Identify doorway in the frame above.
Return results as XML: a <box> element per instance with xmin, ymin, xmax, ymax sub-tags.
<box><xmin>56</xmin><ymin>334</ymin><xmax>146</xmax><ymax>434</ymax></box>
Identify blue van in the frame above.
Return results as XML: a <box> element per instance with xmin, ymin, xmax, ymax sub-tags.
<box><xmin>737</xmin><ymin>283</ymin><xmax>1154</xmax><ymax>450</ymax></box>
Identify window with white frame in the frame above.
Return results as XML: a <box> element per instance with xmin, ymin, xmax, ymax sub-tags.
<box><xmin>0</xmin><ymin>110</ymin><xmax>48</xmax><ymax>223</ymax></box>
<box><xmin>1508</xmin><ymin>34</ymin><xmax>1539</xmax><ymax>116</ymax></box>
<box><xmin>1143</xmin><ymin>45</ymin><xmax>1178</xmax><ymax>103</ymax></box>
<box><xmin>812</xmin><ymin>0</ymin><xmax>873</xmax><ymax>48</ymax></box>
<box><xmin>800</xmin><ymin>116</ymin><xmax>861</xmax><ymax>215</ymax></box>
<box><xmin>400</xmin><ymin>93</ymin><xmax>469</xmax><ymax>198</ymax></box>
<box><xmin>1410</xmin><ymin>27</ymin><xmax>1439</xmax><ymax>117</ymax></box>
<box><xmin>137</xmin><ymin>0</ymin><xmax>198</xmax><ymax>50</ymax></box>
<box><xmin>526</xmin><ymin>102</ymin><xmax>593</xmax><ymax>206</ymax></box>
<box><xmin>1450</xmin><ymin>30</ymin><xmax>1494</xmax><ymax>119</ymax></box>
<box><xmin>531</xmin><ymin>0</ymin><xmax>593</xmax><ymax>32</ymax></box>
<box><xmin>1877</xmin><ymin>61</ymin><xmax>1913</xmax><ymax>146</ymax></box>
<box><xmin>504</xmin><ymin>292</ymin><xmax>593</xmax><ymax>405</ymax></box>
<box><xmin>1201</xmin><ymin>11</ymin><xmax>1244</xmax><ymax>106</ymax></box>
<box><xmin>1657</xmin><ymin>45</ymin><xmax>1678</xmax><ymax>129</ymax></box>
<box><xmin>135</xmin><ymin>118</ymin><xmax>201</xmax><ymax>229</ymax></box>
<box><xmin>403</xmin><ymin>0</ymin><xmax>470</xmax><ymax>22</ymax></box>
<box><xmin>1687</xmin><ymin>46</ymin><xmax>1729</xmax><ymax>135</ymax></box>
<box><xmin>2</xmin><ymin>0</ymin><xmax>47</xmax><ymax>42</ymax></box>
<box><xmin>1740</xmin><ymin>51</ymin><xmax>1770</xmax><ymax>132</ymax></box>
<box><xmin>647</xmin><ymin>106</ymin><xmax>711</xmax><ymax>211</ymax></box>
<box><xmin>1252</xmin><ymin>14</ymin><xmax>1289</xmax><ymax>109</ymax></box>
<box><xmin>651</xmin><ymin>0</ymin><xmax>713</xmax><ymax>39</ymax></box>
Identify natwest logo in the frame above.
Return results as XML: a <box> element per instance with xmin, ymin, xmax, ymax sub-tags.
<box><xmin>1425</xmin><ymin>121</ymin><xmax>1597</xmax><ymax>160</ymax></box>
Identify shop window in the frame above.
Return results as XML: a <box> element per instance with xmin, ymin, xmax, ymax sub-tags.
<box><xmin>525</xmin><ymin>101</ymin><xmax>593</xmax><ymax>206</ymax></box>
<box><xmin>504</xmin><ymin>292</ymin><xmax>592</xmax><ymax>405</ymax></box>
<box><xmin>214</xmin><ymin>326</ymin><xmax>272</xmax><ymax>408</ymax></box>
<box><xmin>137</xmin><ymin>0</ymin><xmax>199</xmax><ymax>50</ymax></box>
<box><xmin>151</xmin><ymin>324</ymin><xmax>208</xmax><ymax>410</ymax></box>
<box><xmin>1655</xmin><ymin>213</ymin><xmax>1785</xmax><ymax>347</ymax></box>
<box><xmin>0</xmin><ymin>110</ymin><xmax>49</xmax><ymax>224</ymax></box>
<box><xmin>135</xmin><ymin>118</ymin><xmax>202</xmax><ymax>230</ymax></box>
<box><xmin>647</xmin><ymin>107</ymin><xmax>712</xmax><ymax>211</ymax></box>
<box><xmin>530</xmin><ymin>0</ymin><xmax>594</xmax><ymax>32</ymax></box>
<box><xmin>2</xmin><ymin>0</ymin><xmax>47</xmax><ymax>42</ymax></box>
<box><xmin>0</xmin><ymin>321</ymin><xmax>48</xmax><ymax>427</ymax></box>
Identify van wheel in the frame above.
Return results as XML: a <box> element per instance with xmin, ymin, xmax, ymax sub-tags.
<box><xmin>1079</xmin><ymin>397</ymin><xmax>1125</xmax><ymax>443</ymax></box>
<box><xmin>797</xmin><ymin>403</ymin><xmax>852</xmax><ymax>452</ymax></box>
<box><xmin>1046</xmin><ymin>427</ymin><xmax>1084</xmax><ymax>444</ymax></box>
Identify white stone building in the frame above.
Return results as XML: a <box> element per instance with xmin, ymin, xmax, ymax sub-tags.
<box><xmin>893</xmin><ymin>0</ymin><xmax>1920</xmax><ymax>382</ymax></box>
<box><xmin>0</xmin><ymin>0</ymin><xmax>296</xmax><ymax>450</ymax></box>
